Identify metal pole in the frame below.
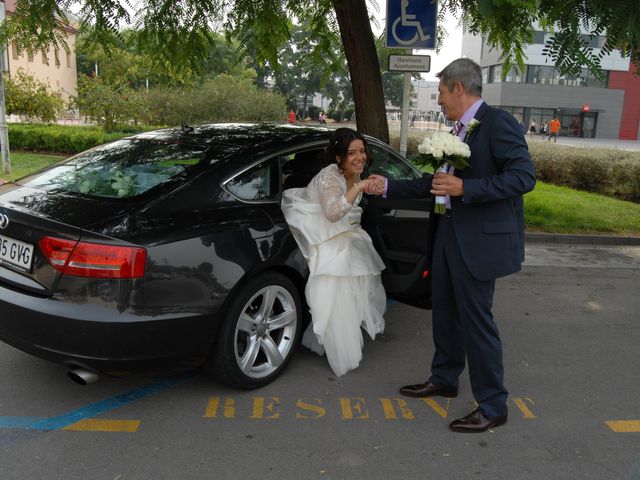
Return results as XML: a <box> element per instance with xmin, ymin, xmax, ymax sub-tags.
<box><xmin>399</xmin><ymin>71</ymin><xmax>411</xmax><ymax>157</ymax></box>
<box><xmin>0</xmin><ymin>67</ymin><xmax>9</xmax><ymax>175</ymax></box>
<box><xmin>0</xmin><ymin>1</ymin><xmax>9</xmax><ymax>175</ymax></box>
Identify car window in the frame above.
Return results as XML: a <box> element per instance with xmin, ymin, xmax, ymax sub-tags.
<box><xmin>21</xmin><ymin>139</ymin><xmax>207</xmax><ymax>198</ymax></box>
<box><xmin>368</xmin><ymin>144</ymin><xmax>421</xmax><ymax>180</ymax></box>
<box><xmin>225</xmin><ymin>157</ymin><xmax>279</xmax><ymax>202</ymax></box>
<box><xmin>280</xmin><ymin>148</ymin><xmax>326</xmax><ymax>190</ymax></box>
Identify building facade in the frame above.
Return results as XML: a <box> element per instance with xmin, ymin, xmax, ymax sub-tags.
<box><xmin>462</xmin><ymin>29</ymin><xmax>640</xmax><ymax>140</ymax></box>
<box><xmin>412</xmin><ymin>79</ymin><xmax>440</xmax><ymax>121</ymax></box>
<box><xmin>3</xmin><ymin>0</ymin><xmax>78</xmax><ymax>114</ymax></box>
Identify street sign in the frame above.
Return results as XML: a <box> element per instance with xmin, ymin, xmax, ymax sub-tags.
<box><xmin>388</xmin><ymin>54</ymin><xmax>431</xmax><ymax>72</ymax></box>
<box><xmin>386</xmin><ymin>0</ymin><xmax>437</xmax><ymax>49</ymax></box>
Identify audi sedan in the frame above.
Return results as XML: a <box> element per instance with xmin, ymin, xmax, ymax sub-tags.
<box><xmin>0</xmin><ymin>123</ymin><xmax>432</xmax><ymax>389</ymax></box>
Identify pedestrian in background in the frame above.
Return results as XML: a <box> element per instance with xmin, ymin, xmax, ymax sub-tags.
<box><xmin>528</xmin><ymin>118</ymin><xmax>537</xmax><ymax>139</ymax></box>
<box><xmin>548</xmin><ymin>115</ymin><xmax>561</xmax><ymax>143</ymax></box>
<box><xmin>540</xmin><ymin>120</ymin><xmax>548</xmax><ymax>137</ymax></box>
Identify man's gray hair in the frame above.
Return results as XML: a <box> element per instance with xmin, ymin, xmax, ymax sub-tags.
<box><xmin>436</xmin><ymin>58</ymin><xmax>483</xmax><ymax>96</ymax></box>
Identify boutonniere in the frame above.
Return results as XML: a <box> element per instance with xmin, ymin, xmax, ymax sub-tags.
<box><xmin>465</xmin><ymin>119</ymin><xmax>481</xmax><ymax>140</ymax></box>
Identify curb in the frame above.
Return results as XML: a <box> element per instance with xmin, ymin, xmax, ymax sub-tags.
<box><xmin>525</xmin><ymin>232</ymin><xmax>640</xmax><ymax>246</ymax></box>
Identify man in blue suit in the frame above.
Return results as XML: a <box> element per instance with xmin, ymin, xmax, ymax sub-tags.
<box><xmin>370</xmin><ymin>58</ymin><xmax>536</xmax><ymax>432</ymax></box>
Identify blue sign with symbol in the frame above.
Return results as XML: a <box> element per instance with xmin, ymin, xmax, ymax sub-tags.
<box><xmin>386</xmin><ymin>0</ymin><xmax>437</xmax><ymax>49</ymax></box>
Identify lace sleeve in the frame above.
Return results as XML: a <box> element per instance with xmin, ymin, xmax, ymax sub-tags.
<box><xmin>317</xmin><ymin>166</ymin><xmax>356</xmax><ymax>223</ymax></box>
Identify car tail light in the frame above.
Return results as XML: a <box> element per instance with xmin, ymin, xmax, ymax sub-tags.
<box><xmin>39</xmin><ymin>236</ymin><xmax>147</xmax><ymax>279</ymax></box>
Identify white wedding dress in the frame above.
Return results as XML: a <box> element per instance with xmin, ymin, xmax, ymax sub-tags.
<box><xmin>281</xmin><ymin>164</ymin><xmax>386</xmax><ymax>377</ymax></box>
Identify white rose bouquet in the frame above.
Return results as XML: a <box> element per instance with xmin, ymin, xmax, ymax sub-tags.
<box><xmin>414</xmin><ymin>130</ymin><xmax>471</xmax><ymax>214</ymax></box>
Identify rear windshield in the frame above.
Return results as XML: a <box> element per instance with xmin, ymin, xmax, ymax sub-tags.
<box><xmin>22</xmin><ymin>139</ymin><xmax>207</xmax><ymax>198</ymax></box>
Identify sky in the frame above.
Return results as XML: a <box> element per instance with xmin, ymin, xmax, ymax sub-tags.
<box><xmin>373</xmin><ymin>5</ymin><xmax>463</xmax><ymax>81</ymax></box>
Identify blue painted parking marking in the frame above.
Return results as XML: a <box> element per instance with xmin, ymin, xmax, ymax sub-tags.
<box><xmin>29</xmin><ymin>372</ymin><xmax>195</xmax><ymax>431</ymax></box>
<box><xmin>0</xmin><ymin>417</ymin><xmax>46</xmax><ymax>429</ymax></box>
<box><xmin>0</xmin><ymin>372</ymin><xmax>195</xmax><ymax>437</ymax></box>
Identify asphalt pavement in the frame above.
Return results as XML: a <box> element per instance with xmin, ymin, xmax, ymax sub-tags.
<box><xmin>0</xmin><ymin>239</ymin><xmax>639</xmax><ymax>480</ymax></box>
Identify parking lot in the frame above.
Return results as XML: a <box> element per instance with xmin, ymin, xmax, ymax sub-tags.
<box><xmin>1</xmin><ymin>240</ymin><xmax>639</xmax><ymax>480</ymax></box>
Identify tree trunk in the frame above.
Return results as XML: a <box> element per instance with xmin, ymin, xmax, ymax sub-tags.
<box><xmin>332</xmin><ymin>0</ymin><xmax>389</xmax><ymax>144</ymax></box>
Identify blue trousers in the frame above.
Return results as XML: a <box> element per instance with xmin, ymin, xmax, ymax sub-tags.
<box><xmin>428</xmin><ymin>215</ymin><xmax>508</xmax><ymax>418</ymax></box>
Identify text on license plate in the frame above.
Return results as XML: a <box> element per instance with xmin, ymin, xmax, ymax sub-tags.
<box><xmin>0</xmin><ymin>233</ymin><xmax>34</xmax><ymax>272</ymax></box>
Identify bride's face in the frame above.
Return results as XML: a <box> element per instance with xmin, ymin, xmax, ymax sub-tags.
<box><xmin>338</xmin><ymin>139</ymin><xmax>367</xmax><ymax>177</ymax></box>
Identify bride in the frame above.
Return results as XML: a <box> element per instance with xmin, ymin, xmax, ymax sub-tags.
<box><xmin>281</xmin><ymin>128</ymin><xmax>386</xmax><ymax>377</ymax></box>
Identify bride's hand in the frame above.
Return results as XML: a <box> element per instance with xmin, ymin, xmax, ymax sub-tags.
<box><xmin>358</xmin><ymin>177</ymin><xmax>385</xmax><ymax>195</ymax></box>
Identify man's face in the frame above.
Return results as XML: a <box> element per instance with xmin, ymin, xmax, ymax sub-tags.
<box><xmin>437</xmin><ymin>79</ymin><xmax>462</xmax><ymax>121</ymax></box>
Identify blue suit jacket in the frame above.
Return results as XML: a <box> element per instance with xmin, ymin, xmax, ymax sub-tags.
<box><xmin>388</xmin><ymin>102</ymin><xmax>536</xmax><ymax>282</ymax></box>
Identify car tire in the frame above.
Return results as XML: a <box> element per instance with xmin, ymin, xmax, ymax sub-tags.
<box><xmin>205</xmin><ymin>271</ymin><xmax>303</xmax><ymax>389</ymax></box>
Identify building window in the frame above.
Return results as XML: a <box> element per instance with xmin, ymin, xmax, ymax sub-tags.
<box><xmin>533</xmin><ymin>31</ymin><xmax>545</xmax><ymax>44</ymax></box>
<box><xmin>11</xmin><ymin>42</ymin><xmax>19</xmax><ymax>60</ymax></box>
<box><xmin>489</xmin><ymin>64</ymin><xmax>502</xmax><ymax>83</ymax></box>
<box><xmin>526</xmin><ymin>64</ymin><xmax>608</xmax><ymax>88</ymax></box>
<box><xmin>27</xmin><ymin>51</ymin><xmax>34</xmax><ymax>62</ymax></box>
<box><xmin>527</xmin><ymin>65</ymin><xmax>554</xmax><ymax>85</ymax></box>
<box><xmin>430</xmin><ymin>93</ymin><xmax>436</xmax><ymax>100</ymax></box>
<box><xmin>580</xmin><ymin>68</ymin><xmax>608</xmax><ymax>88</ymax></box>
<box><xmin>580</xmin><ymin>34</ymin><xmax>607</xmax><ymax>49</ymax></box>
<box><xmin>66</xmin><ymin>51</ymin><xmax>71</xmax><ymax>68</ymax></box>
<box><xmin>482</xmin><ymin>67</ymin><xmax>489</xmax><ymax>84</ymax></box>
<box><xmin>504</xmin><ymin>66</ymin><xmax>525</xmax><ymax>83</ymax></box>
<box><xmin>489</xmin><ymin>64</ymin><xmax>525</xmax><ymax>83</ymax></box>
<box><xmin>54</xmin><ymin>48</ymin><xmax>60</xmax><ymax>67</ymax></box>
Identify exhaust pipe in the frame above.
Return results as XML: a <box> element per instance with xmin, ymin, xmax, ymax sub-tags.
<box><xmin>68</xmin><ymin>368</ymin><xmax>99</xmax><ymax>385</ymax></box>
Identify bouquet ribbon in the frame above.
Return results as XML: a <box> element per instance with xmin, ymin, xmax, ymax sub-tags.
<box><xmin>434</xmin><ymin>164</ymin><xmax>448</xmax><ymax>215</ymax></box>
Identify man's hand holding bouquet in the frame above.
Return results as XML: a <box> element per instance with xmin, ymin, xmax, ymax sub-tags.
<box><xmin>414</xmin><ymin>130</ymin><xmax>471</xmax><ymax>214</ymax></box>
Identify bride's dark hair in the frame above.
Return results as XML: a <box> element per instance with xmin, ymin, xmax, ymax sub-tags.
<box><xmin>326</xmin><ymin>128</ymin><xmax>372</xmax><ymax>172</ymax></box>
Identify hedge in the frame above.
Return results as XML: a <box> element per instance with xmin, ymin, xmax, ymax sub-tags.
<box><xmin>389</xmin><ymin>130</ymin><xmax>640</xmax><ymax>202</ymax></box>
<box><xmin>8</xmin><ymin>124</ymin><xmax>150</xmax><ymax>155</ymax></box>
<box><xmin>527</xmin><ymin>142</ymin><xmax>640</xmax><ymax>202</ymax></box>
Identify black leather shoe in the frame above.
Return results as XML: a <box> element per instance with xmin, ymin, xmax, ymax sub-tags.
<box><xmin>398</xmin><ymin>381</ymin><xmax>458</xmax><ymax>398</ymax></box>
<box><xmin>449</xmin><ymin>408</ymin><xmax>508</xmax><ymax>433</ymax></box>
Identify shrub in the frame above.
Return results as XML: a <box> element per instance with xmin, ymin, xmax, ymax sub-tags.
<box><xmin>5</xmin><ymin>69</ymin><xmax>65</xmax><ymax>122</ymax></box>
<box><xmin>72</xmin><ymin>75</ymin><xmax>148</xmax><ymax>132</ymax></box>
<box><xmin>143</xmin><ymin>75</ymin><xmax>286</xmax><ymax>125</ymax></box>
<box><xmin>307</xmin><ymin>105</ymin><xmax>320</xmax><ymax>120</ymax></box>
<box><xmin>528</xmin><ymin>142</ymin><xmax>640</xmax><ymax>201</ymax></box>
<box><xmin>8</xmin><ymin>124</ymin><xmax>146</xmax><ymax>154</ymax></box>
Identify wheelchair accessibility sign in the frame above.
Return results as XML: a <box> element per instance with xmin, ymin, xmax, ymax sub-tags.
<box><xmin>386</xmin><ymin>0</ymin><xmax>437</xmax><ymax>49</ymax></box>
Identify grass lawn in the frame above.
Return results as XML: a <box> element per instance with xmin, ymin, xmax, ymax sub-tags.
<box><xmin>1</xmin><ymin>151</ymin><xmax>65</xmax><ymax>181</ymax></box>
<box><xmin>525</xmin><ymin>182</ymin><xmax>640</xmax><ymax>236</ymax></box>
<box><xmin>2</xmin><ymin>152</ymin><xmax>640</xmax><ymax>236</ymax></box>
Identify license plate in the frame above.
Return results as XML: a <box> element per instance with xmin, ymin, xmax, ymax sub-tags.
<box><xmin>0</xmin><ymin>233</ymin><xmax>34</xmax><ymax>273</ymax></box>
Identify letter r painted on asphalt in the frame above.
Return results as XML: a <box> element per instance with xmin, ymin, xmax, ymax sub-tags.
<box><xmin>386</xmin><ymin>0</ymin><xmax>437</xmax><ymax>49</ymax></box>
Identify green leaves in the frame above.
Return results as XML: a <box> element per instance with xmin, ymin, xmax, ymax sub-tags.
<box><xmin>447</xmin><ymin>0</ymin><xmax>640</xmax><ymax>78</ymax></box>
<box><xmin>5</xmin><ymin>69</ymin><xmax>65</xmax><ymax>122</ymax></box>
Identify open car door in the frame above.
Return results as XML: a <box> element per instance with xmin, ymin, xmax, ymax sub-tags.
<box><xmin>362</xmin><ymin>141</ymin><xmax>433</xmax><ymax>309</ymax></box>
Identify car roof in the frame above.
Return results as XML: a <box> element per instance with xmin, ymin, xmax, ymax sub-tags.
<box><xmin>131</xmin><ymin>123</ymin><xmax>333</xmax><ymax>154</ymax></box>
